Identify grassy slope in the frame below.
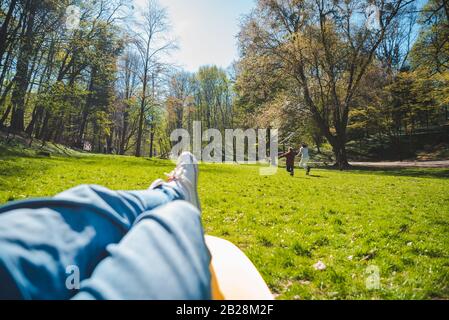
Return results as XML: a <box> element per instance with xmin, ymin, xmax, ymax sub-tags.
<box><xmin>0</xmin><ymin>150</ymin><xmax>448</xmax><ymax>299</ymax></box>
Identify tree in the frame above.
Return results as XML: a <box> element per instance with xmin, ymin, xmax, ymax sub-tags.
<box><xmin>78</xmin><ymin>22</ymin><xmax>123</xmax><ymax>151</ymax></box>
<box><xmin>133</xmin><ymin>0</ymin><xmax>175</xmax><ymax>157</ymax></box>
<box><xmin>166</xmin><ymin>71</ymin><xmax>194</xmax><ymax>132</ymax></box>
<box><xmin>0</xmin><ymin>0</ymin><xmax>128</xmax><ymax>147</ymax></box>
<box><xmin>117</xmin><ymin>49</ymin><xmax>140</xmax><ymax>155</ymax></box>
<box><xmin>409</xmin><ymin>0</ymin><xmax>449</xmax><ymax>127</ymax></box>
<box><xmin>9</xmin><ymin>0</ymin><xmax>40</xmax><ymax>132</ymax></box>
<box><xmin>195</xmin><ymin>66</ymin><xmax>234</xmax><ymax>132</ymax></box>
<box><xmin>411</xmin><ymin>0</ymin><xmax>449</xmax><ymax>74</ymax></box>
<box><xmin>237</xmin><ymin>0</ymin><xmax>413</xmax><ymax>168</ymax></box>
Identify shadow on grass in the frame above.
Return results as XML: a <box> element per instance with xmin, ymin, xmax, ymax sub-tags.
<box><xmin>292</xmin><ymin>174</ymin><xmax>327</xmax><ymax>179</ymax></box>
<box><xmin>0</xmin><ymin>158</ymin><xmax>53</xmax><ymax>201</ymax></box>
<box><xmin>0</xmin><ymin>161</ymin><xmax>48</xmax><ymax>179</ymax></box>
<box><xmin>0</xmin><ymin>145</ymin><xmax>33</xmax><ymax>158</ymax></box>
<box><xmin>325</xmin><ymin>165</ymin><xmax>449</xmax><ymax>179</ymax></box>
<box><xmin>0</xmin><ymin>144</ymin><xmax>83</xmax><ymax>160</ymax></box>
<box><xmin>0</xmin><ymin>153</ymin><xmax>176</xmax><ymax>168</ymax></box>
<box><xmin>308</xmin><ymin>174</ymin><xmax>325</xmax><ymax>178</ymax></box>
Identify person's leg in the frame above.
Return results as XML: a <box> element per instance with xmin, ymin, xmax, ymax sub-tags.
<box><xmin>72</xmin><ymin>200</ymin><xmax>211</xmax><ymax>300</ymax></box>
<box><xmin>289</xmin><ymin>164</ymin><xmax>294</xmax><ymax>176</ymax></box>
<box><xmin>0</xmin><ymin>183</ymin><xmax>184</xmax><ymax>300</ymax></box>
<box><xmin>302</xmin><ymin>157</ymin><xmax>310</xmax><ymax>175</ymax></box>
<box><xmin>299</xmin><ymin>157</ymin><xmax>309</xmax><ymax>174</ymax></box>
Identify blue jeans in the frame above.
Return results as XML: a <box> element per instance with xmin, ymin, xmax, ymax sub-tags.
<box><xmin>0</xmin><ymin>184</ymin><xmax>211</xmax><ymax>300</ymax></box>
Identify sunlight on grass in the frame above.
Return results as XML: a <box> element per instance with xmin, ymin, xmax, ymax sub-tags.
<box><xmin>0</xmin><ymin>154</ymin><xmax>448</xmax><ymax>299</ymax></box>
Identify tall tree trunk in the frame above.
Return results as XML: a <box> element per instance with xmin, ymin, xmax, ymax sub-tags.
<box><xmin>77</xmin><ymin>67</ymin><xmax>96</xmax><ymax>147</ymax></box>
<box><xmin>10</xmin><ymin>0</ymin><xmax>37</xmax><ymax>132</ymax></box>
<box><xmin>308</xmin><ymin>97</ymin><xmax>350</xmax><ymax>169</ymax></box>
<box><xmin>77</xmin><ymin>109</ymin><xmax>89</xmax><ymax>147</ymax></box>
<box><xmin>25</xmin><ymin>105</ymin><xmax>44</xmax><ymax>136</ymax></box>
<box><xmin>149</xmin><ymin>125</ymin><xmax>155</xmax><ymax>157</ymax></box>
<box><xmin>332</xmin><ymin>138</ymin><xmax>349</xmax><ymax>170</ymax></box>
<box><xmin>0</xmin><ymin>0</ymin><xmax>18</xmax><ymax>63</ymax></box>
<box><xmin>0</xmin><ymin>81</ymin><xmax>14</xmax><ymax>126</ymax></box>
<box><xmin>136</xmin><ymin>67</ymin><xmax>149</xmax><ymax>157</ymax></box>
<box><xmin>38</xmin><ymin>110</ymin><xmax>50</xmax><ymax>140</ymax></box>
<box><xmin>107</xmin><ymin>126</ymin><xmax>114</xmax><ymax>154</ymax></box>
<box><xmin>25</xmin><ymin>46</ymin><xmax>51</xmax><ymax>138</ymax></box>
<box><xmin>0</xmin><ymin>42</ymin><xmax>14</xmax><ymax>96</ymax></box>
<box><xmin>136</xmin><ymin>52</ymin><xmax>151</xmax><ymax>156</ymax></box>
<box><xmin>119</xmin><ymin>108</ymin><xmax>129</xmax><ymax>155</ymax></box>
<box><xmin>25</xmin><ymin>104</ymin><xmax>38</xmax><ymax>136</ymax></box>
<box><xmin>136</xmin><ymin>99</ymin><xmax>145</xmax><ymax>157</ymax></box>
<box><xmin>54</xmin><ymin>116</ymin><xmax>65</xmax><ymax>143</ymax></box>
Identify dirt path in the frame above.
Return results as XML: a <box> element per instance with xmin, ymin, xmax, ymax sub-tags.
<box><xmin>349</xmin><ymin>160</ymin><xmax>449</xmax><ymax>168</ymax></box>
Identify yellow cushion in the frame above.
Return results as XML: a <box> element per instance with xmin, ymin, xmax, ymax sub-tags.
<box><xmin>205</xmin><ymin>236</ymin><xmax>274</xmax><ymax>300</ymax></box>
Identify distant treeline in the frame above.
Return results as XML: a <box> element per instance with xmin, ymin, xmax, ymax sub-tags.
<box><xmin>0</xmin><ymin>0</ymin><xmax>235</xmax><ymax>158</ymax></box>
<box><xmin>0</xmin><ymin>0</ymin><xmax>448</xmax><ymax>165</ymax></box>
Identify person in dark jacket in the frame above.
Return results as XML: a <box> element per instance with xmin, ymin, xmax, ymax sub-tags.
<box><xmin>279</xmin><ymin>147</ymin><xmax>297</xmax><ymax>176</ymax></box>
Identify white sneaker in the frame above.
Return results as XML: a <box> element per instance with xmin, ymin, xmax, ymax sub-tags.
<box><xmin>149</xmin><ymin>152</ymin><xmax>201</xmax><ymax>212</ymax></box>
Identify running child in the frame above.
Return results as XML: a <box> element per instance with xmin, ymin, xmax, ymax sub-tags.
<box><xmin>279</xmin><ymin>147</ymin><xmax>297</xmax><ymax>176</ymax></box>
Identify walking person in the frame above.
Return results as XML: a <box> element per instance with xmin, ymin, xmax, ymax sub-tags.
<box><xmin>298</xmin><ymin>143</ymin><xmax>311</xmax><ymax>175</ymax></box>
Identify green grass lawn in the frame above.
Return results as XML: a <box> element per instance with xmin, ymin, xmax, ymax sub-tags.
<box><xmin>0</xmin><ymin>152</ymin><xmax>448</xmax><ymax>299</ymax></box>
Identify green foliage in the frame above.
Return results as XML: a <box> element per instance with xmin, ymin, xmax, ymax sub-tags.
<box><xmin>37</xmin><ymin>81</ymin><xmax>89</xmax><ymax>114</ymax></box>
<box><xmin>410</xmin><ymin>0</ymin><xmax>449</xmax><ymax>74</ymax></box>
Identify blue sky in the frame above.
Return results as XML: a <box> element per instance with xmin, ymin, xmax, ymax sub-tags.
<box><xmin>135</xmin><ymin>0</ymin><xmax>256</xmax><ymax>72</ymax></box>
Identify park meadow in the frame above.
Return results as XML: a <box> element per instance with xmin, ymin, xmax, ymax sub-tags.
<box><xmin>1</xmin><ymin>142</ymin><xmax>448</xmax><ymax>299</ymax></box>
